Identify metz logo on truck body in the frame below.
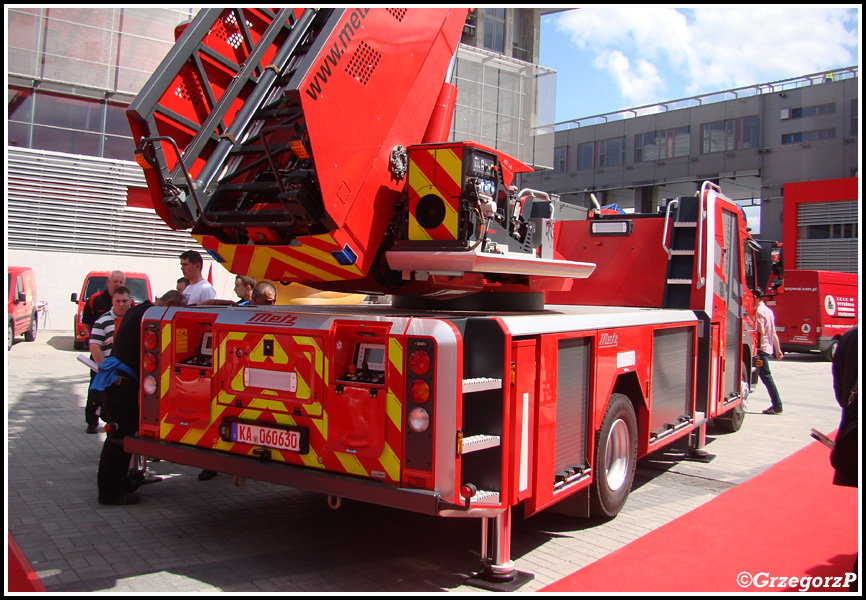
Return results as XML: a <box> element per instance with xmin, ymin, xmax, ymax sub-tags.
<box><xmin>246</xmin><ymin>313</ymin><xmax>297</xmax><ymax>327</ymax></box>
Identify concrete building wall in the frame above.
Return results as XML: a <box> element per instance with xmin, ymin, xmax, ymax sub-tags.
<box><xmin>522</xmin><ymin>71</ymin><xmax>859</xmax><ymax>247</ymax></box>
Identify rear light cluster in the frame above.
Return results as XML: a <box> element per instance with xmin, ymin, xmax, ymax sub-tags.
<box><xmin>142</xmin><ymin>322</ymin><xmax>159</xmax><ymax>397</ymax></box>
<box><xmin>403</xmin><ymin>337</ymin><xmax>435</xmax><ymax>472</ymax></box>
<box><xmin>407</xmin><ymin>348</ymin><xmax>433</xmax><ymax>431</ymax></box>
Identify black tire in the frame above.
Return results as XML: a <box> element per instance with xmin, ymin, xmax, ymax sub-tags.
<box><xmin>824</xmin><ymin>338</ymin><xmax>839</xmax><ymax>362</ymax></box>
<box><xmin>24</xmin><ymin>313</ymin><xmax>38</xmax><ymax>342</ymax></box>
<box><xmin>715</xmin><ymin>402</ymin><xmax>745</xmax><ymax>433</ymax></box>
<box><xmin>8</xmin><ymin>321</ymin><xmax>13</xmax><ymax>350</ymax></box>
<box><xmin>590</xmin><ymin>393</ymin><xmax>638</xmax><ymax>518</ymax></box>
<box><xmin>715</xmin><ymin>364</ymin><xmax>749</xmax><ymax>433</ymax></box>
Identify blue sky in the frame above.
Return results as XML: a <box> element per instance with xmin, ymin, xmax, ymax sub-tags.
<box><xmin>540</xmin><ymin>7</ymin><xmax>861</xmax><ymax>124</ymax></box>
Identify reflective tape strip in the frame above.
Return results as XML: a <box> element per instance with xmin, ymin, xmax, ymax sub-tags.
<box><xmin>336</xmin><ymin>452</ymin><xmax>368</xmax><ymax>477</ymax></box>
<box><xmin>379</xmin><ymin>441</ymin><xmax>400</xmax><ymax>481</ymax></box>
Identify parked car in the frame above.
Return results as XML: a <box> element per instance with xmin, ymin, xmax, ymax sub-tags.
<box><xmin>70</xmin><ymin>271</ymin><xmax>153</xmax><ymax>350</ymax></box>
<box><xmin>8</xmin><ymin>266</ymin><xmax>39</xmax><ymax>349</ymax></box>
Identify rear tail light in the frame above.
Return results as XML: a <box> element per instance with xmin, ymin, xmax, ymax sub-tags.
<box><xmin>140</xmin><ymin>320</ymin><xmax>165</xmax><ymax>432</ymax></box>
<box><xmin>409</xmin><ymin>379</ymin><xmax>431</xmax><ymax>403</ymax></box>
<box><xmin>143</xmin><ymin>352</ymin><xmax>157</xmax><ymax>373</ymax></box>
<box><xmin>143</xmin><ymin>330</ymin><xmax>158</xmax><ymax>350</ymax></box>
<box><xmin>409</xmin><ymin>350</ymin><xmax>431</xmax><ymax>375</ymax></box>
<box><xmin>403</xmin><ymin>337</ymin><xmax>436</xmax><ymax>473</ymax></box>
<box><xmin>408</xmin><ymin>407</ymin><xmax>430</xmax><ymax>432</ymax></box>
<box><xmin>143</xmin><ymin>375</ymin><xmax>157</xmax><ymax>396</ymax></box>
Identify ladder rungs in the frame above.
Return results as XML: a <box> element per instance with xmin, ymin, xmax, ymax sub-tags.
<box><xmin>462</xmin><ymin>377</ymin><xmax>502</xmax><ymax>394</ymax></box>
<box><xmin>467</xmin><ymin>489</ymin><xmax>500</xmax><ymax>504</ymax></box>
<box><xmin>461</xmin><ymin>434</ymin><xmax>501</xmax><ymax>454</ymax></box>
<box><xmin>667</xmin><ymin>278</ymin><xmax>693</xmax><ymax>284</ymax></box>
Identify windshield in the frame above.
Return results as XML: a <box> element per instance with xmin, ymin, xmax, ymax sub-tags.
<box><xmin>125</xmin><ymin>278</ymin><xmax>150</xmax><ymax>304</ymax></box>
<box><xmin>83</xmin><ymin>276</ymin><xmax>149</xmax><ymax>304</ymax></box>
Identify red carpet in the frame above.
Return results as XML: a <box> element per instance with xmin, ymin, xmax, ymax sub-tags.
<box><xmin>542</xmin><ymin>440</ymin><xmax>859</xmax><ymax>593</ymax></box>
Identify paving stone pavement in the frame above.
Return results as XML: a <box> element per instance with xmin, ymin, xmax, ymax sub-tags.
<box><xmin>6</xmin><ymin>330</ymin><xmax>846</xmax><ymax>593</ymax></box>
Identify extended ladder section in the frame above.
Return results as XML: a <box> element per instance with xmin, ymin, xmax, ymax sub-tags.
<box><xmin>128</xmin><ymin>8</ymin><xmax>328</xmax><ymax>235</ymax></box>
<box><xmin>128</xmin><ymin>9</ymin><xmax>469</xmax><ymax>253</ymax></box>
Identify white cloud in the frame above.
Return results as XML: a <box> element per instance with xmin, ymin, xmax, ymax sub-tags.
<box><xmin>594</xmin><ymin>50</ymin><xmax>665</xmax><ymax>106</ymax></box>
<box><xmin>556</xmin><ymin>6</ymin><xmax>859</xmax><ymax>102</ymax></box>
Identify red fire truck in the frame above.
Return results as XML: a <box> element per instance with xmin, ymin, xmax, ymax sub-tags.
<box><xmin>123</xmin><ymin>8</ymin><xmax>780</xmax><ymax>589</ymax></box>
<box><xmin>772</xmin><ymin>269</ymin><xmax>857</xmax><ymax>360</ymax></box>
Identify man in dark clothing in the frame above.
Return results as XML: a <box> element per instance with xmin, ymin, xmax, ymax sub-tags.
<box><xmin>830</xmin><ymin>326</ymin><xmax>858</xmax><ymax>592</ymax></box>
<box><xmin>96</xmin><ymin>290</ymin><xmax>186</xmax><ymax>505</ymax></box>
<box><xmin>830</xmin><ymin>325</ymin><xmax>858</xmax><ymax>487</ymax></box>
<box><xmin>83</xmin><ymin>271</ymin><xmax>127</xmax><ymax>433</ymax></box>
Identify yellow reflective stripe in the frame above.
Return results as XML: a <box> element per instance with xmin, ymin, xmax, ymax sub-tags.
<box><xmin>436</xmin><ymin>147</ymin><xmax>463</xmax><ymax>189</ymax></box>
<box><xmin>161</xmin><ymin>323</ymin><xmax>172</xmax><ymax>353</ymax></box>
<box><xmin>379</xmin><ymin>441</ymin><xmax>400</xmax><ymax>481</ymax></box>
<box><xmin>180</xmin><ymin>428</ymin><xmax>206</xmax><ymax>446</ymax></box>
<box><xmin>251</xmin><ymin>246</ymin><xmax>362</xmax><ymax>281</ymax></box>
<box><xmin>160</xmin><ymin>366</ymin><xmax>171</xmax><ymax>400</ymax></box>
<box><xmin>386</xmin><ymin>389</ymin><xmax>402</xmax><ymax>432</ymax></box>
<box><xmin>436</xmin><ymin>148</ymin><xmax>461</xmax><ymax>236</ymax></box>
<box><xmin>315</xmin><ymin>409</ymin><xmax>328</xmax><ymax>440</ymax></box>
<box><xmin>336</xmin><ymin>452</ymin><xmax>367</xmax><ymax>476</ymax></box>
<box><xmin>293</xmin><ymin>336</ymin><xmax>324</xmax><ymax>380</ymax></box>
<box><xmin>389</xmin><ymin>338</ymin><xmax>403</xmax><ymax>376</ymax></box>
<box><xmin>408</xmin><ymin>212</ymin><xmax>433</xmax><ymax>241</ymax></box>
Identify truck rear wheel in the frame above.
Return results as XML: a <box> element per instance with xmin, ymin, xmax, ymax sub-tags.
<box><xmin>715</xmin><ymin>365</ymin><xmax>749</xmax><ymax>433</ymax></box>
<box><xmin>590</xmin><ymin>393</ymin><xmax>637</xmax><ymax>518</ymax></box>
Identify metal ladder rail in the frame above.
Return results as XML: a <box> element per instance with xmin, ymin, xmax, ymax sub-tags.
<box><xmin>184</xmin><ymin>9</ymin><xmax>324</xmax><ymax>204</ymax></box>
<box><xmin>171</xmin><ymin>8</ymin><xmax>310</xmax><ymax>178</ymax></box>
<box><xmin>128</xmin><ymin>8</ymin><xmax>322</xmax><ymax>219</ymax></box>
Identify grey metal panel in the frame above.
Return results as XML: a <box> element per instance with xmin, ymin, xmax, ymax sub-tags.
<box><xmin>797</xmin><ymin>200</ymin><xmax>858</xmax><ymax>224</ymax></box>
<box><xmin>554</xmin><ymin>337</ymin><xmax>591</xmax><ymax>474</ymax></box>
<box><xmin>797</xmin><ymin>240</ymin><xmax>859</xmax><ymax>273</ymax></box>
<box><xmin>650</xmin><ymin>327</ymin><xmax>693</xmax><ymax>434</ymax></box>
<box><xmin>6</xmin><ymin>147</ymin><xmax>196</xmax><ymax>258</ymax></box>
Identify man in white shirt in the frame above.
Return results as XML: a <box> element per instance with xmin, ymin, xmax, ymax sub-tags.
<box><xmin>179</xmin><ymin>250</ymin><xmax>217</xmax><ymax>305</ymax></box>
<box><xmin>756</xmin><ymin>290</ymin><xmax>784</xmax><ymax>415</ymax></box>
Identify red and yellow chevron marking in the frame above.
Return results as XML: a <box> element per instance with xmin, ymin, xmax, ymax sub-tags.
<box><xmin>216</xmin><ymin>331</ymin><xmax>324</xmax><ymax>417</ymax></box>
<box><xmin>194</xmin><ymin>232</ymin><xmax>364</xmax><ymax>283</ymax></box>
<box><xmin>157</xmin><ymin>328</ymin><xmax>408</xmax><ymax>484</ymax></box>
<box><xmin>407</xmin><ymin>146</ymin><xmax>463</xmax><ymax>241</ymax></box>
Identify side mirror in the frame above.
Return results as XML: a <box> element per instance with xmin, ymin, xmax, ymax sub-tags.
<box><xmin>18</xmin><ymin>292</ymin><xmax>26</xmax><ymax>303</ymax></box>
<box><xmin>71</xmin><ymin>293</ymin><xmax>78</xmax><ymax>302</ymax></box>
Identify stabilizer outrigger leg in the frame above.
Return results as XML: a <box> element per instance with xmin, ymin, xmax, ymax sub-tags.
<box><xmin>465</xmin><ymin>507</ymin><xmax>534</xmax><ymax>591</ymax></box>
<box><xmin>685</xmin><ymin>412</ymin><xmax>716</xmax><ymax>463</ymax></box>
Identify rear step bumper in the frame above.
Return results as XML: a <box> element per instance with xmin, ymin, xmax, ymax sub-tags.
<box><xmin>125</xmin><ymin>436</ymin><xmax>450</xmax><ymax>515</ymax></box>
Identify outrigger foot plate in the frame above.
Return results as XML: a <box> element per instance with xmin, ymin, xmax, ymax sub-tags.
<box><xmin>466</xmin><ymin>568</ymin><xmax>534</xmax><ymax>592</ymax></box>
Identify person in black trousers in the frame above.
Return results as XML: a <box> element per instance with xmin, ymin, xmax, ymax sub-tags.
<box><xmin>96</xmin><ymin>290</ymin><xmax>187</xmax><ymax>505</ymax></box>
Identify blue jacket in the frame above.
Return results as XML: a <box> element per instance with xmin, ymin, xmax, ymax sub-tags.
<box><xmin>90</xmin><ymin>357</ymin><xmax>138</xmax><ymax>391</ymax></box>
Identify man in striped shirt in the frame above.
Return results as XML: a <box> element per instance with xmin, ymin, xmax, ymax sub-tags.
<box><xmin>89</xmin><ymin>287</ymin><xmax>132</xmax><ymax>368</ymax></box>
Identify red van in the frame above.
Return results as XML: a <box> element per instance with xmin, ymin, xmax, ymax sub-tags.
<box><xmin>70</xmin><ymin>271</ymin><xmax>153</xmax><ymax>350</ymax></box>
<box><xmin>772</xmin><ymin>269</ymin><xmax>858</xmax><ymax>360</ymax></box>
<box><xmin>8</xmin><ymin>266</ymin><xmax>39</xmax><ymax>349</ymax></box>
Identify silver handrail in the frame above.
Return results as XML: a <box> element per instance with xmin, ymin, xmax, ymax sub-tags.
<box><xmin>696</xmin><ymin>181</ymin><xmax>721</xmax><ymax>289</ymax></box>
<box><xmin>662</xmin><ymin>199</ymin><xmax>678</xmax><ymax>256</ymax></box>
